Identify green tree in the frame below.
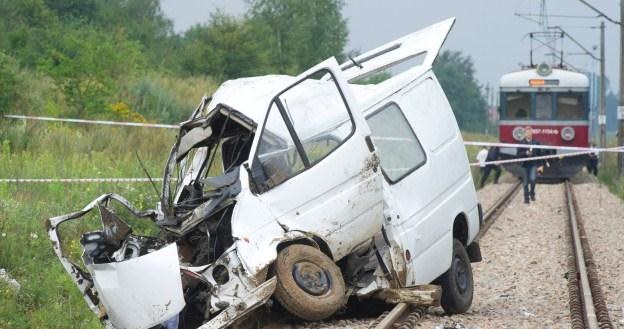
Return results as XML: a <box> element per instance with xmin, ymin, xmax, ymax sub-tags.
<box><xmin>44</xmin><ymin>0</ymin><xmax>97</xmax><ymax>22</ymax></box>
<box><xmin>247</xmin><ymin>0</ymin><xmax>348</xmax><ymax>74</ymax></box>
<box><xmin>41</xmin><ymin>27</ymin><xmax>144</xmax><ymax>115</ymax></box>
<box><xmin>0</xmin><ymin>0</ymin><xmax>59</xmax><ymax>68</ymax></box>
<box><xmin>0</xmin><ymin>51</ymin><xmax>22</xmax><ymax>115</ymax></box>
<box><xmin>180</xmin><ymin>12</ymin><xmax>270</xmax><ymax>80</ymax></box>
<box><xmin>93</xmin><ymin>0</ymin><xmax>174</xmax><ymax>67</ymax></box>
<box><xmin>434</xmin><ymin>50</ymin><xmax>488</xmax><ymax>132</ymax></box>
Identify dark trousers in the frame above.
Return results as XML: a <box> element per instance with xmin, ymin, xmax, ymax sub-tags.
<box><xmin>479</xmin><ymin>165</ymin><xmax>501</xmax><ymax>188</ymax></box>
<box><xmin>522</xmin><ymin>165</ymin><xmax>537</xmax><ymax>200</ymax></box>
<box><xmin>587</xmin><ymin>158</ymin><xmax>598</xmax><ymax>176</ymax></box>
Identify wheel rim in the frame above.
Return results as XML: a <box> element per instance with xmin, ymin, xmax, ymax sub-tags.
<box><xmin>453</xmin><ymin>255</ymin><xmax>470</xmax><ymax>294</ymax></box>
<box><xmin>292</xmin><ymin>261</ymin><xmax>331</xmax><ymax>296</ymax></box>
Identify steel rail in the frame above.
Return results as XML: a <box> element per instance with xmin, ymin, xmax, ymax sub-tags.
<box><xmin>565</xmin><ymin>181</ymin><xmax>613</xmax><ymax>329</ymax></box>
<box><xmin>370</xmin><ymin>304</ymin><xmax>428</xmax><ymax>329</ymax></box>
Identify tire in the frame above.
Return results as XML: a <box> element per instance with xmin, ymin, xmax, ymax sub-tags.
<box><xmin>437</xmin><ymin>239</ymin><xmax>474</xmax><ymax>314</ymax></box>
<box><xmin>273</xmin><ymin>244</ymin><xmax>346</xmax><ymax>321</ymax></box>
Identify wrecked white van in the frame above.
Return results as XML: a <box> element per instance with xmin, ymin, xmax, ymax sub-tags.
<box><xmin>48</xmin><ymin>18</ymin><xmax>482</xmax><ymax>329</ymax></box>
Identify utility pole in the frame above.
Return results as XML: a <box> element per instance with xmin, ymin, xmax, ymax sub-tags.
<box><xmin>599</xmin><ymin>21</ymin><xmax>606</xmax><ymax>158</ymax></box>
<box><xmin>619</xmin><ymin>0</ymin><xmax>624</xmax><ymax>175</ymax></box>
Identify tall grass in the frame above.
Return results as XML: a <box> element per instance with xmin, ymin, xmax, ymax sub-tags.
<box><xmin>0</xmin><ymin>122</ymin><xmax>176</xmax><ymax>328</ymax></box>
<box><xmin>597</xmin><ymin>140</ymin><xmax>624</xmax><ymax>199</ymax></box>
<box><xmin>127</xmin><ymin>73</ymin><xmax>219</xmax><ymax>123</ymax></box>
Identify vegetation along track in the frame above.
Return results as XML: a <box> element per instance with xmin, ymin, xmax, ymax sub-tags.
<box><xmin>564</xmin><ymin>181</ymin><xmax>613</xmax><ymax>329</ymax></box>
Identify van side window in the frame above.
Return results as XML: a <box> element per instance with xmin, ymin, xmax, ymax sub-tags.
<box><xmin>366</xmin><ymin>103</ymin><xmax>426</xmax><ymax>183</ymax></box>
<box><xmin>254</xmin><ymin>70</ymin><xmax>354</xmax><ymax>190</ymax></box>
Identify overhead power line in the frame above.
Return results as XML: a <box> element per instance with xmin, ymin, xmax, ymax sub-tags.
<box><xmin>515</xmin><ymin>13</ymin><xmax>600</xmax><ymax>20</ymax></box>
<box><xmin>548</xmin><ymin>26</ymin><xmax>600</xmax><ymax>61</ymax></box>
<box><xmin>577</xmin><ymin>0</ymin><xmax>621</xmax><ymax>25</ymax></box>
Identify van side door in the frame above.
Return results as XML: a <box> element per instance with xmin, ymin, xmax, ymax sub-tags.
<box><xmin>248</xmin><ymin>58</ymin><xmax>384</xmax><ymax>261</ymax></box>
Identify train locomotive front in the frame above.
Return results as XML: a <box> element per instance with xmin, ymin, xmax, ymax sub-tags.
<box><xmin>498</xmin><ymin>64</ymin><xmax>590</xmax><ymax>180</ymax></box>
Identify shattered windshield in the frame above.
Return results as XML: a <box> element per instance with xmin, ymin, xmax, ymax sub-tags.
<box><xmin>162</xmin><ymin>106</ymin><xmax>255</xmax><ymax>219</ymax></box>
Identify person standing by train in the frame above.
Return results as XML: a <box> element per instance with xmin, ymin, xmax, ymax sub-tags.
<box><xmin>586</xmin><ymin>143</ymin><xmax>599</xmax><ymax>176</ymax></box>
<box><xmin>479</xmin><ymin>146</ymin><xmax>501</xmax><ymax>188</ymax></box>
<box><xmin>517</xmin><ymin>126</ymin><xmax>545</xmax><ymax>204</ymax></box>
<box><xmin>476</xmin><ymin>146</ymin><xmax>488</xmax><ymax>174</ymax></box>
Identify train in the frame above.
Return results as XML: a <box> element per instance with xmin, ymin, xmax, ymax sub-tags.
<box><xmin>498</xmin><ymin>62</ymin><xmax>591</xmax><ymax>180</ymax></box>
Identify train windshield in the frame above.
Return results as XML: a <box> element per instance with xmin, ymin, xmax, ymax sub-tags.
<box><xmin>502</xmin><ymin>91</ymin><xmax>587</xmax><ymax>120</ymax></box>
<box><xmin>556</xmin><ymin>93</ymin><xmax>586</xmax><ymax>119</ymax></box>
<box><xmin>505</xmin><ymin>93</ymin><xmax>530</xmax><ymax>119</ymax></box>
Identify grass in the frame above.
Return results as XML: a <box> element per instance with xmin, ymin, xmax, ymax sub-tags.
<box><xmin>596</xmin><ymin>137</ymin><xmax>624</xmax><ymax>200</ymax></box>
<box><xmin>0</xmin><ymin>121</ymin><xmax>176</xmax><ymax>329</ymax></box>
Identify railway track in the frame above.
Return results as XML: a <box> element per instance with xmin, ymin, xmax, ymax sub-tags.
<box><xmin>371</xmin><ymin>181</ymin><xmax>616</xmax><ymax>329</ymax></box>
<box><xmin>369</xmin><ymin>182</ymin><xmax>523</xmax><ymax>329</ymax></box>
<box><xmin>564</xmin><ymin>181</ymin><xmax>613</xmax><ymax>329</ymax></box>
<box><xmin>475</xmin><ymin>180</ymin><xmax>522</xmax><ymax>241</ymax></box>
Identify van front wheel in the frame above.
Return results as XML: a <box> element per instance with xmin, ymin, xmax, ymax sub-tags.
<box><xmin>273</xmin><ymin>244</ymin><xmax>346</xmax><ymax>321</ymax></box>
<box><xmin>438</xmin><ymin>239</ymin><xmax>474</xmax><ymax>314</ymax></box>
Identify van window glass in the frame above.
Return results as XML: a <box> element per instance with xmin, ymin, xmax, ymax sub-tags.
<box><xmin>505</xmin><ymin>93</ymin><xmax>530</xmax><ymax>119</ymax></box>
<box><xmin>277</xmin><ymin>71</ymin><xmax>354</xmax><ymax>165</ymax></box>
<box><xmin>256</xmin><ymin>103</ymin><xmax>305</xmax><ymax>188</ymax></box>
<box><xmin>535</xmin><ymin>93</ymin><xmax>552</xmax><ymax>119</ymax></box>
<box><xmin>367</xmin><ymin>103</ymin><xmax>425</xmax><ymax>183</ymax></box>
<box><xmin>557</xmin><ymin>93</ymin><xmax>585</xmax><ymax>119</ymax></box>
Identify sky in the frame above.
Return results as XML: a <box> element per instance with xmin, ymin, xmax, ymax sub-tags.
<box><xmin>160</xmin><ymin>0</ymin><xmax>620</xmax><ymax>98</ymax></box>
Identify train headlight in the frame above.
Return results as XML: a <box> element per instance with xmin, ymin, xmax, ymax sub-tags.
<box><xmin>512</xmin><ymin>127</ymin><xmax>525</xmax><ymax>141</ymax></box>
<box><xmin>561</xmin><ymin>126</ymin><xmax>575</xmax><ymax>141</ymax></box>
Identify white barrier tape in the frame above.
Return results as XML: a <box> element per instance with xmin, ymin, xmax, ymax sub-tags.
<box><xmin>4</xmin><ymin>115</ymin><xmax>179</xmax><ymax>129</ymax></box>
<box><xmin>0</xmin><ymin>178</ymin><xmax>163</xmax><ymax>184</ymax></box>
<box><xmin>464</xmin><ymin>141</ymin><xmax>624</xmax><ymax>153</ymax></box>
<box><xmin>469</xmin><ymin>149</ymin><xmax>598</xmax><ymax>167</ymax></box>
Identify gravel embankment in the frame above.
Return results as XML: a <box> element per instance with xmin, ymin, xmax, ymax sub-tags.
<box><xmin>413</xmin><ymin>183</ymin><xmax>571</xmax><ymax>329</ymax></box>
<box><xmin>573</xmin><ymin>182</ymin><xmax>624</xmax><ymax>327</ymax></box>
<box><xmin>263</xmin><ymin>179</ymin><xmax>624</xmax><ymax>329</ymax></box>
<box><xmin>476</xmin><ymin>181</ymin><xmax>516</xmax><ymax>211</ymax></box>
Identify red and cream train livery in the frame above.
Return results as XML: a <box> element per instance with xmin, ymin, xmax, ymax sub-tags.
<box><xmin>498</xmin><ymin>63</ymin><xmax>590</xmax><ymax>179</ymax></box>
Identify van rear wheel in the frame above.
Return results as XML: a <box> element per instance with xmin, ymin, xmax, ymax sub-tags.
<box><xmin>273</xmin><ymin>245</ymin><xmax>346</xmax><ymax>321</ymax></box>
<box><xmin>438</xmin><ymin>239</ymin><xmax>474</xmax><ymax>314</ymax></box>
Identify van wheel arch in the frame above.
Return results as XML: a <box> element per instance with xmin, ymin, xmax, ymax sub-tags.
<box><xmin>452</xmin><ymin>213</ymin><xmax>468</xmax><ymax>246</ymax></box>
<box><xmin>275</xmin><ymin>235</ymin><xmax>334</xmax><ymax>260</ymax></box>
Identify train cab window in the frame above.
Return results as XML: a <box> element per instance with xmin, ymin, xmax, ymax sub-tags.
<box><xmin>557</xmin><ymin>93</ymin><xmax>586</xmax><ymax>120</ymax></box>
<box><xmin>535</xmin><ymin>94</ymin><xmax>553</xmax><ymax>119</ymax></box>
<box><xmin>366</xmin><ymin>103</ymin><xmax>426</xmax><ymax>183</ymax></box>
<box><xmin>505</xmin><ymin>93</ymin><xmax>530</xmax><ymax>119</ymax></box>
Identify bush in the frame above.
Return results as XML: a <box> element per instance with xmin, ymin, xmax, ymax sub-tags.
<box><xmin>126</xmin><ymin>73</ymin><xmax>219</xmax><ymax>123</ymax></box>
